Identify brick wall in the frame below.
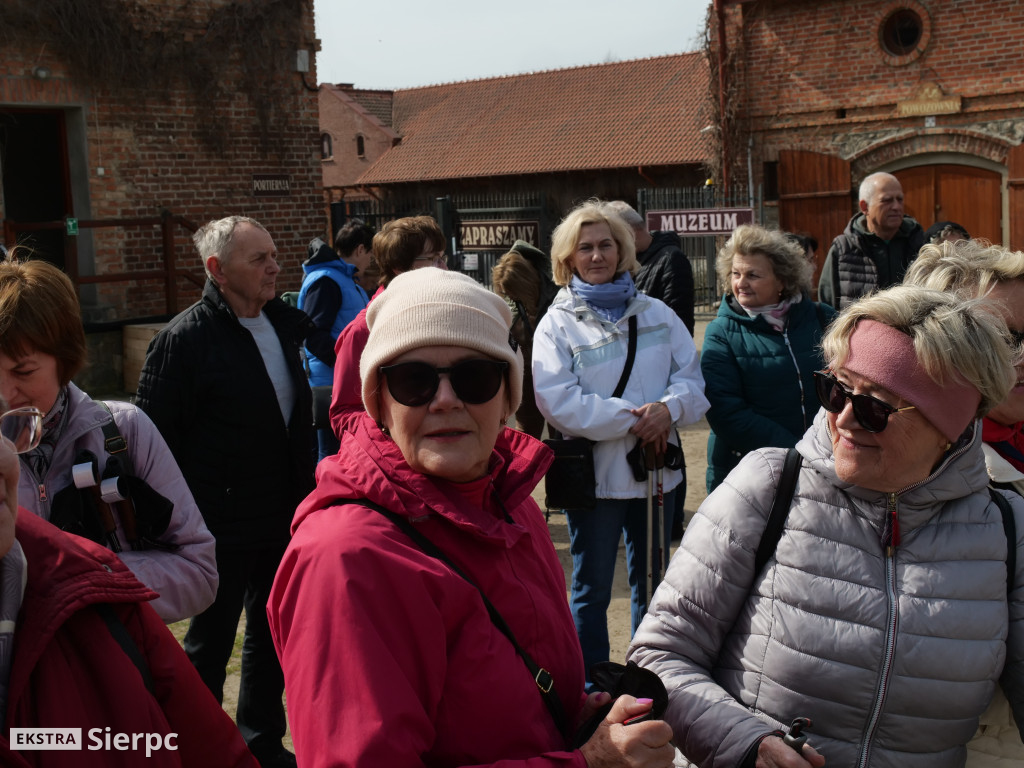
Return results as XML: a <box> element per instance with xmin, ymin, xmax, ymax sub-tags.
<box><xmin>0</xmin><ymin>0</ymin><xmax>325</xmax><ymax>319</ymax></box>
<box><xmin>320</xmin><ymin>86</ymin><xmax>397</xmax><ymax>194</ymax></box>
<box><xmin>718</xmin><ymin>0</ymin><xmax>1024</xmax><ymax>190</ymax></box>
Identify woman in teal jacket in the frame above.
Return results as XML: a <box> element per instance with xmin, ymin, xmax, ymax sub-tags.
<box><xmin>701</xmin><ymin>225</ymin><xmax>835</xmax><ymax>492</ymax></box>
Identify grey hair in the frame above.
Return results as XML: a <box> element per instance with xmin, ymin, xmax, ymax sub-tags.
<box><xmin>858</xmin><ymin>172</ymin><xmax>899</xmax><ymax>206</ymax></box>
<box><xmin>716</xmin><ymin>224</ymin><xmax>814</xmax><ymax>300</ymax></box>
<box><xmin>822</xmin><ymin>284</ymin><xmax>1014</xmax><ymax>419</ymax></box>
<box><xmin>194</xmin><ymin>216</ymin><xmax>268</xmax><ymax>281</ymax></box>
<box><xmin>606</xmin><ymin>200</ymin><xmax>646</xmax><ymax>230</ymax></box>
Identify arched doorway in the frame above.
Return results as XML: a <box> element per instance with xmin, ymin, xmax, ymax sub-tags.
<box><xmin>893</xmin><ymin>164</ymin><xmax>1002</xmax><ymax>244</ymax></box>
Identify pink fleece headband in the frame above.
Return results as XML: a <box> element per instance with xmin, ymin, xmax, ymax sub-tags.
<box><xmin>843</xmin><ymin>319</ymin><xmax>980</xmax><ymax>442</ymax></box>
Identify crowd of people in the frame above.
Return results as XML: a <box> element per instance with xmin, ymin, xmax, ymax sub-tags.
<box><xmin>1</xmin><ymin>183</ymin><xmax>1022</xmax><ymax>768</ymax></box>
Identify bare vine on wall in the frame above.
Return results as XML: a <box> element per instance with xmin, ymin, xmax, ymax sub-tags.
<box><xmin>701</xmin><ymin>2</ymin><xmax>748</xmax><ymax>198</ymax></box>
<box><xmin>0</xmin><ymin>0</ymin><xmax>314</xmax><ymax>154</ymax></box>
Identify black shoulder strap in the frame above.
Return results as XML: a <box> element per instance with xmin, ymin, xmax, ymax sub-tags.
<box><xmin>349</xmin><ymin>498</ymin><xmax>570</xmax><ymax>739</ymax></box>
<box><xmin>96</xmin><ymin>401</ymin><xmax>134</xmax><ymax>475</ymax></box>
<box><xmin>97</xmin><ymin>603</ymin><xmax>155</xmax><ymax>694</ymax></box>
<box><xmin>612</xmin><ymin>315</ymin><xmax>638</xmax><ymax>399</ymax></box>
<box><xmin>754</xmin><ymin>448</ymin><xmax>802</xmax><ymax>576</ymax></box>
<box><xmin>989</xmin><ymin>487</ymin><xmax>1016</xmax><ymax>595</ymax></box>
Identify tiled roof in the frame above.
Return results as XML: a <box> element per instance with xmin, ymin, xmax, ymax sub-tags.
<box><xmin>322</xmin><ymin>84</ymin><xmax>395</xmax><ymax>130</ymax></box>
<box><xmin>344</xmin><ymin>87</ymin><xmax>394</xmax><ymax>128</ymax></box>
<box><xmin>356</xmin><ymin>53</ymin><xmax>710</xmax><ymax>184</ymax></box>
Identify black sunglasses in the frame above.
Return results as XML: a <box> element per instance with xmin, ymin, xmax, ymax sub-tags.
<box><xmin>380</xmin><ymin>359</ymin><xmax>508</xmax><ymax>407</ymax></box>
<box><xmin>813</xmin><ymin>370</ymin><xmax>916</xmax><ymax>433</ymax></box>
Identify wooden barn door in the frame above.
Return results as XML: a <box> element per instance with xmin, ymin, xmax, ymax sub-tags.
<box><xmin>778</xmin><ymin>150</ymin><xmax>853</xmax><ymax>292</ymax></box>
<box><xmin>1009</xmin><ymin>145</ymin><xmax>1024</xmax><ymax>251</ymax></box>
<box><xmin>895</xmin><ymin>164</ymin><xmax>1002</xmax><ymax>244</ymax></box>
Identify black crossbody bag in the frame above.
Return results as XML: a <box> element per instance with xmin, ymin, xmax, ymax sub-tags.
<box><xmin>542</xmin><ymin>315</ymin><xmax>637</xmax><ymax>511</ymax></box>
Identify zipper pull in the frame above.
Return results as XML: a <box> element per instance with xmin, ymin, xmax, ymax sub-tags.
<box><xmin>37</xmin><ymin>483</ymin><xmax>47</xmax><ymax>503</ymax></box>
<box><xmin>882</xmin><ymin>493</ymin><xmax>900</xmax><ymax>556</ymax></box>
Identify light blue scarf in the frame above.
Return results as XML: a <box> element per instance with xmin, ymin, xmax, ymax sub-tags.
<box><xmin>571</xmin><ymin>272</ymin><xmax>637</xmax><ymax>323</ymax></box>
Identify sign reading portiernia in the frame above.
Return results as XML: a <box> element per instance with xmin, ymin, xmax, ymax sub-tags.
<box><xmin>646</xmin><ymin>208</ymin><xmax>754</xmax><ymax>236</ymax></box>
<box><xmin>252</xmin><ymin>174</ymin><xmax>291</xmax><ymax>197</ymax></box>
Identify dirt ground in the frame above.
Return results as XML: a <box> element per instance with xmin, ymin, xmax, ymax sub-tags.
<box><xmin>175</xmin><ymin>319</ymin><xmax>713</xmax><ymax>749</ymax></box>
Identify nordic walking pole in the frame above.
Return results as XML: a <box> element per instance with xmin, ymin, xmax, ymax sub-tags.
<box><xmin>644</xmin><ymin>443</ymin><xmax>657</xmax><ymax>609</ymax></box>
<box><xmin>653</xmin><ymin>448</ymin><xmax>665</xmax><ymax>588</ymax></box>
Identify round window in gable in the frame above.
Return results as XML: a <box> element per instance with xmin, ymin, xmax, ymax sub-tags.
<box><xmin>876</xmin><ymin>1</ymin><xmax>931</xmax><ymax>66</ymax></box>
<box><xmin>881</xmin><ymin>9</ymin><xmax>922</xmax><ymax>55</ymax></box>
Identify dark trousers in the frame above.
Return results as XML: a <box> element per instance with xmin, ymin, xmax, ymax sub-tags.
<box><xmin>184</xmin><ymin>539</ymin><xmax>288</xmax><ymax>751</ymax></box>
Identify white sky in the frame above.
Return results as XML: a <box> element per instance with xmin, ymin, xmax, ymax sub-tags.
<box><xmin>314</xmin><ymin>0</ymin><xmax>712</xmax><ymax>90</ymax></box>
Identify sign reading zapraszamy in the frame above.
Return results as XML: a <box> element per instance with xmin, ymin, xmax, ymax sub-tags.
<box><xmin>252</xmin><ymin>174</ymin><xmax>290</xmax><ymax>197</ymax></box>
<box><xmin>646</xmin><ymin>208</ymin><xmax>754</xmax><ymax>236</ymax></box>
<box><xmin>459</xmin><ymin>220</ymin><xmax>540</xmax><ymax>250</ymax></box>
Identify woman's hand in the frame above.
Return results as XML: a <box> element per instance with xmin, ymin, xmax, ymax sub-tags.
<box><xmin>579</xmin><ymin>695</ymin><xmax>674</xmax><ymax>768</ymax></box>
<box><xmin>756</xmin><ymin>735</ymin><xmax>826</xmax><ymax>768</ymax></box>
<box><xmin>629</xmin><ymin>402</ymin><xmax>672</xmax><ymax>452</ymax></box>
<box><xmin>577</xmin><ymin>690</ymin><xmax>612</xmax><ymax>730</ymax></box>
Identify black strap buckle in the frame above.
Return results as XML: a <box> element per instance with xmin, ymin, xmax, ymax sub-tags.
<box><xmin>534</xmin><ymin>667</ymin><xmax>554</xmax><ymax>694</ymax></box>
<box><xmin>104</xmin><ymin>433</ymin><xmax>128</xmax><ymax>455</ymax></box>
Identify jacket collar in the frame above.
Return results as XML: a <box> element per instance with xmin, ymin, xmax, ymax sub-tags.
<box><xmin>295</xmin><ymin>415</ymin><xmax>552</xmax><ymax>545</ymax></box>
<box><xmin>799</xmin><ymin>409</ymin><xmax>989</xmax><ymax>522</ymax></box>
<box><xmin>202</xmin><ymin>279</ymin><xmax>313</xmax><ymax>343</ymax></box>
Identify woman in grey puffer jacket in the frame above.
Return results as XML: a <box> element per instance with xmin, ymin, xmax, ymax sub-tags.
<box><xmin>629</xmin><ymin>284</ymin><xmax>1024</xmax><ymax>768</ymax></box>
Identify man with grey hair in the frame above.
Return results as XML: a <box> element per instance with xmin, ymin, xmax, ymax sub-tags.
<box><xmin>609</xmin><ymin>200</ymin><xmax>695</xmax><ymax>336</ymax></box>
<box><xmin>818</xmin><ymin>171</ymin><xmax>924</xmax><ymax>309</ymax></box>
<box><xmin>136</xmin><ymin>216</ymin><xmax>315</xmax><ymax>768</ymax></box>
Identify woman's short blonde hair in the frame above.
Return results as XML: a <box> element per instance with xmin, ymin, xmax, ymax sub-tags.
<box><xmin>716</xmin><ymin>224</ymin><xmax>814</xmax><ymax>300</ymax></box>
<box><xmin>822</xmin><ymin>284</ymin><xmax>1014</xmax><ymax>419</ymax></box>
<box><xmin>549</xmin><ymin>200</ymin><xmax>637</xmax><ymax>287</ymax></box>
<box><xmin>0</xmin><ymin>252</ymin><xmax>87</xmax><ymax>386</ymax></box>
<box><xmin>904</xmin><ymin>238</ymin><xmax>1024</xmax><ymax>299</ymax></box>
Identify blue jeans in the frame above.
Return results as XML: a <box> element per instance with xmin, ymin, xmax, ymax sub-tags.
<box><xmin>317</xmin><ymin>427</ymin><xmax>340</xmax><ymax>463</ymax></box>
<box><xmin>565</xmin><ymin>489</ymin><xmax>676</xmax><ymax>687</ymax></box>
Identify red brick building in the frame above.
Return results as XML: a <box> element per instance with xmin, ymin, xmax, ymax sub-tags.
<box><xmin>0</xmin><ymin>0</ymin><xmax>324</xmax><ymax>331</ymax></box>
<box><xmin>320</xmin><ymin>85</ymin><xmax>398</xmax><ymax>198</ymax></box>
<box><xmin>321</xmin><ymin>53</ymin><xmax>713</xmax><ymax>248</ymax></box>
<box><xmin>710</xmin><ymin>0</ymin><xmax>1024</xmax><ymax>279</ymax></box>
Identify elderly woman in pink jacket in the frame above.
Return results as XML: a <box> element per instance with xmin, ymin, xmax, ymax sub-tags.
<box><xmin>269</xmin><ymin>268</ymin><xmax>675</xmax><ymax>768</ymax></box>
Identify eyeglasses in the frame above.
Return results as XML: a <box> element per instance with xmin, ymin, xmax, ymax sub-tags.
<box><xmin>0</xmin><ymin>407</ymin><xmax>43</xmax><ymax>454</ymax></box>
<box><xmin>814</xmin><ymin>371</ymin><xmax>916</xmax><ymax>433</ymax></box>
<box><xmin>380</xmin><ymin>359</ymin><xmax>508</xmax><ymax>407</ymax></box>
<box><xmin>413</xmin><ymin>251</ymin><xmax>447</xmax><ymax>268</ymax></box>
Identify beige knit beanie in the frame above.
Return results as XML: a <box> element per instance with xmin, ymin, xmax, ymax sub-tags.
<box><xmin>360</xmin><ymin>268</ymin><xmax>523</xmax><ymax>422</ymax></box>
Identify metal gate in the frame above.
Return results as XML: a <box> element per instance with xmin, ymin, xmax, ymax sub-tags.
<box><xmin>637</xmin><ymin>186</ymin><xmax>763</xmax><ymax>315</ymax></box>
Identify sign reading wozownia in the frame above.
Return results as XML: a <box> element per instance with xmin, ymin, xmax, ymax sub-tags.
<box><xmin>252</xmin><ymin>174</ymin><xmax>290</xmax><ymax>197</ymax></box>
<box><xmin>459</xmin><ymin>220</ymin><xmax>540</xmax><ymax>250</ymax></box>
<box><xmin>646</xmin><ymin>208</ymin><xmax>754</xmax><ymax>236</ymax></box>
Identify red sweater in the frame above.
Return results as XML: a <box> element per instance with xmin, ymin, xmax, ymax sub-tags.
<box><xmin>982</xmin><ymin>417</ymin><xmax>1024</xmax><ymax>472</ymax></box>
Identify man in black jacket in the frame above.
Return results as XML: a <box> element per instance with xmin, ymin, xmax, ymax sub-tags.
<box><xmin>609</xmin><ymin>201</ymin><xmax>695</xmax><ymax>336</ymax></box>
<box><xmin>136</xmin><ymin>216</ymin><xmax>315</xmax><ymax>768</ymax></box>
